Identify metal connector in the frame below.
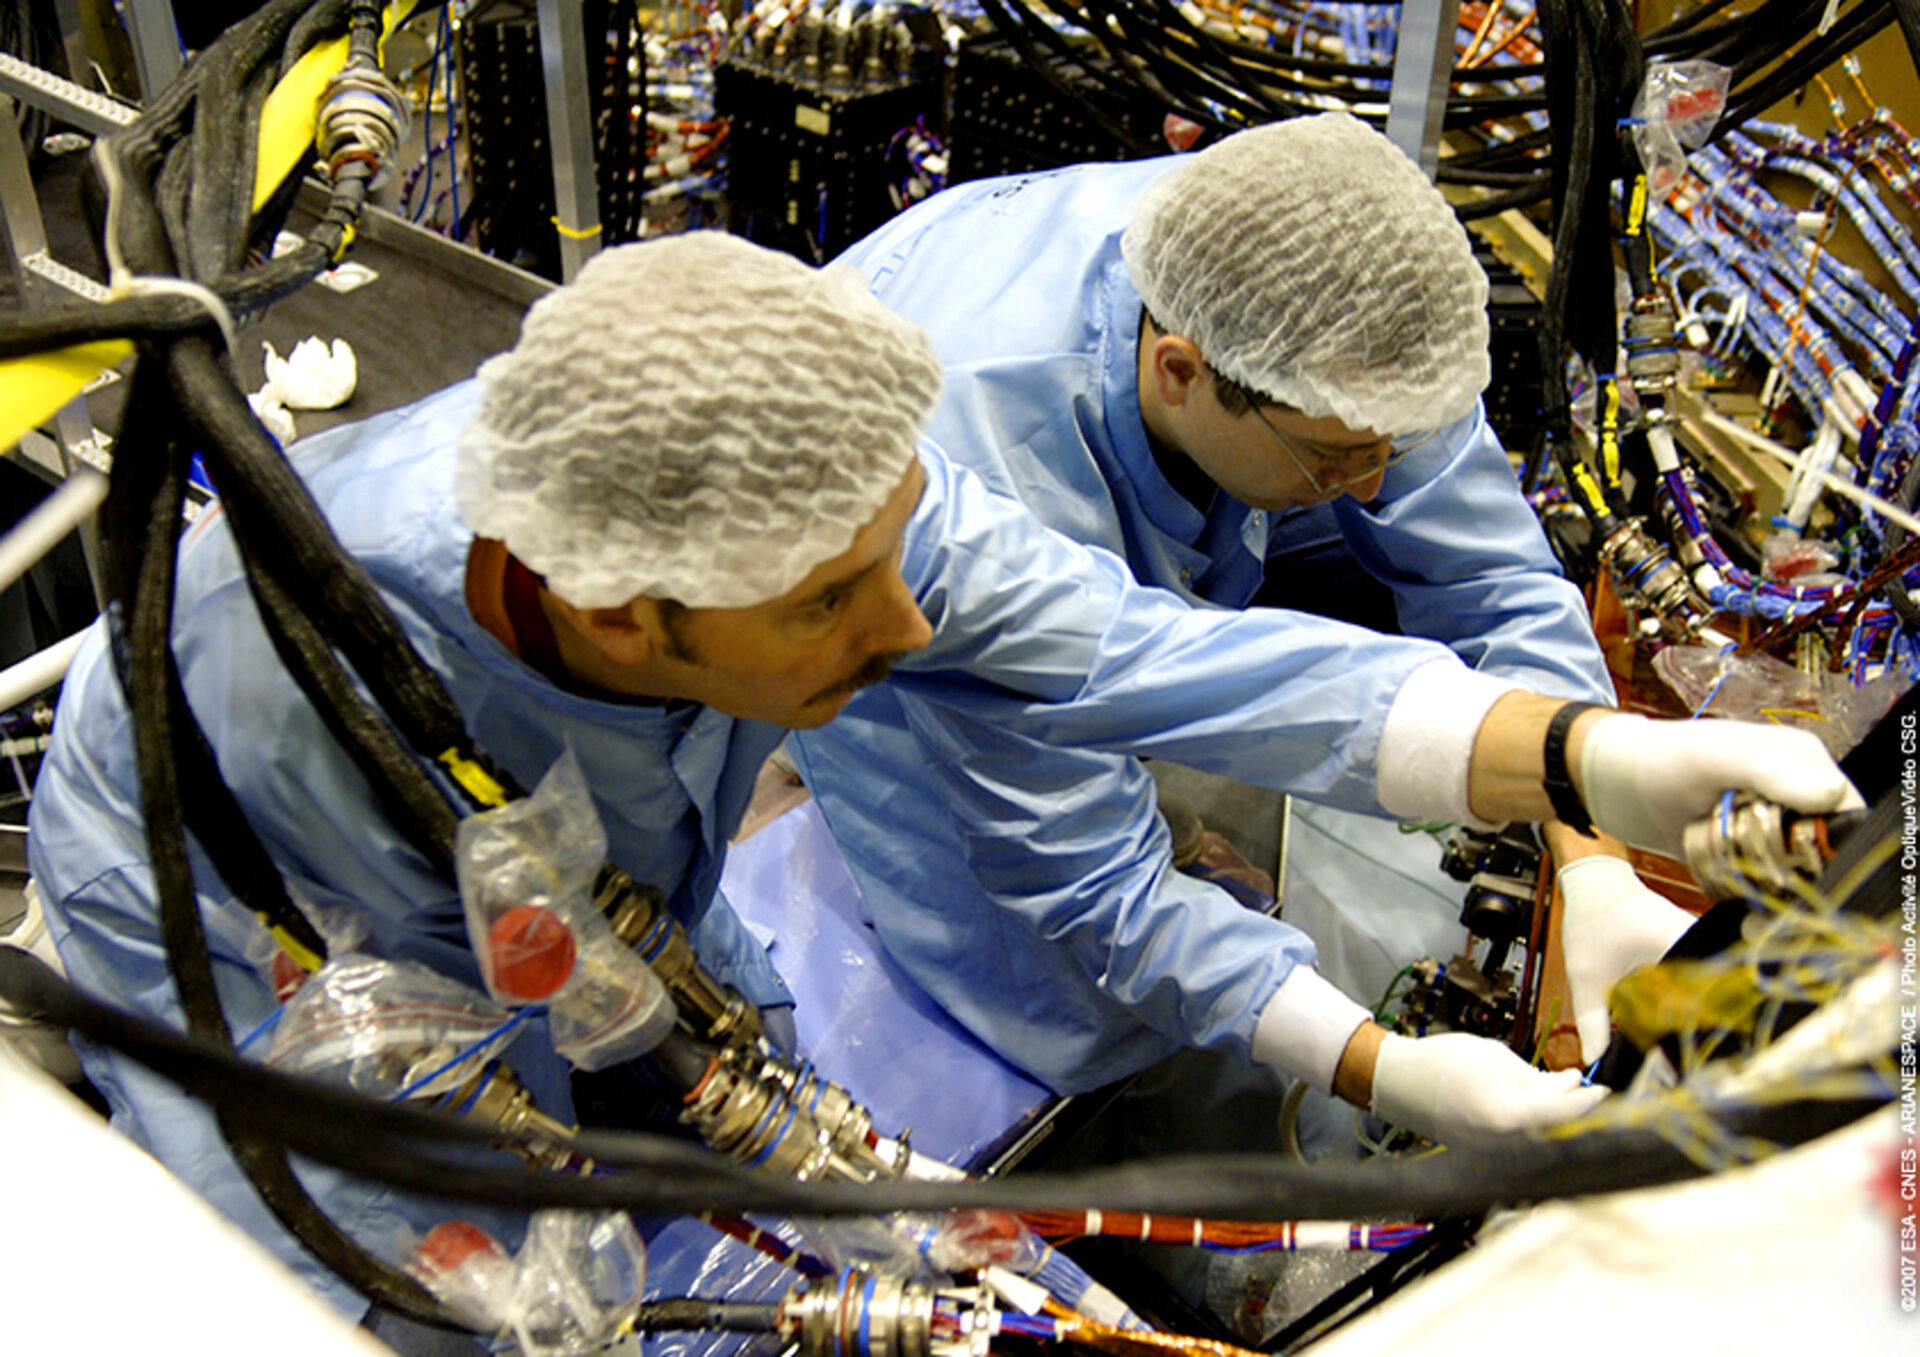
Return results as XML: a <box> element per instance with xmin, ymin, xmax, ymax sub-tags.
<box><xmin>317</xmin><ymin>59</ymin><xmax>410</xmax><ymax>189</ymax></box>
<box><xmin>1599</xmin><ymin>517</ymin><xmax>1703</xmax><ymax>633</ymax></box>
<box><xmin>780</xmin><ymin>1273</ymin><xmax>995</xmax><ymax>1357</ymax></box>
<box><xmin>1624</xmin><ymin>292</ymin><xmax>1683</xmax><ymax>397</ymax></box>
<box><xmin>1683</xmin><ymin>795</ymin><xmax>1858</xmax><ymax>903</ymax></box>
<box><xmin>599</xmin><ymin>865</ymin><xmax>764</xmax><ymax>1050</ymax></box>
<box><xmin>682</xmin><ymin>1045</ymin><xmax>898</xmax><ymax>1181</ymax></box>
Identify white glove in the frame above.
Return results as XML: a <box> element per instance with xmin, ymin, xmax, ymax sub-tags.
<box><xmin>1557</xmin><ymin>856</ymin><xmax>1694</xmax><ymax>1065</ymax></box>
<box><xmin>1579</xmin><ymin>713</ymin><xmax>1865</xmax><ymax>859</ymax></box>
<box><xmin>1370</xmin><ymin>1030</ymin><xmax>1606</xmax><ymax>1146</ymax></box>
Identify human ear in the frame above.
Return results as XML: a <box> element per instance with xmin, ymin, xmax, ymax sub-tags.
<box><xmin>1148</xmin><ymin>333</ymin><xmax>1207</xmax><ymax>408</ymax></box>
<box><xmin>551</xmin><ymin>594</ymin><xmax>661</xmax><ymax>667</ymax></box>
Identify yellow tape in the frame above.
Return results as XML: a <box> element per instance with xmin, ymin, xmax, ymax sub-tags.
<box><xmin>268</xmin><ymin>927</ymin><xmax>326</xmax><ymax>976</ymax></box>
<box><xmin>1601</xmin><ymin>380</ymin><xmax>1623</xmax><ymax>486</ymax></box>
<box><xmin>1611</xmin><ymin>959</ymin><xmax>1762</xmax><ymax>1052</ymax></box>
<box><xmin>0</xmin><ymin>340</ymin><xmax>135</xmax><ymax>451</ymax></box>
<box><xmin>1626</xmin><ymin>174</ymin><xmax>1649</xmax><ymax>236</ymax></box>
<box><xmin>254</xmin><ymin>37</ymin><xmax>349</xmax><ymax>213</ymax></box>
<box><xmin>1570</xmin><ymin>461</ymin><xmax>1611</xmax><ymax>518</ymax></box>
<box><xmin>439</xmin><ymin>748</ymin><xmax>511</xmax><ymax>808</ymax></box>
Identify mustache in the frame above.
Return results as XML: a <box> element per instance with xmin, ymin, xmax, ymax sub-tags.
<box><xmin>807</xmin><ymin>653</ymin><xmax>903</xmax><ymax>707</ymax></box>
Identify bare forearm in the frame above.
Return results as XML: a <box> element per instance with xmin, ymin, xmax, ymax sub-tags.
<box><xmin>1465</xmin><ymin>691</ymin><xmax>1611</xmax><ymax>826</ymax></box>
<box><xmin>1332</xmin><ymin>1019</ymin><xmax>1385</xmax><ymax>1108</ymax></box>
<box><xmin>1541</xmin><ymin>818</ymin><xmax>1628</xmax><ymax>867</ymax></box>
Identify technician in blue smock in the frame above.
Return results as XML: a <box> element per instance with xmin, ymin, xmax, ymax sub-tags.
<box><xmin>793</xmin><ymin>112</ymin><xmax>1710</xmax><ymax>1097</ymax></box>
<box><xmin>27</xmin><ymin>233</ymin><xmax>1855</xmax><ymax>1338</ymax></box>
<box><xmin>26</xmin><ymin>236</ymin><xmax>941</xmax><ymax>1335</ymax></box>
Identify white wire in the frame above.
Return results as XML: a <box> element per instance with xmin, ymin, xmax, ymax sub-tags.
<box><xmin>0</xmin><ymin>470</ymin><xmax>107</xmax><ymax>596</ymax></box>
<box><xmin>90</xmin><ymin>139</ymin><xmax>238</xmax><ymax>353</ymax></box>
<box><xmin>1732</xmin><ymin>426</ymin><xmax>1920</xmax><ymax>539</ymax></box>
<box><xmin>0</xmin><ymin>631</ymin><xmax>87</xmax><ymax>714</ymax></box>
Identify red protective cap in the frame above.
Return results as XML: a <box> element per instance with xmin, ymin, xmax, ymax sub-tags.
<box><xmin>268</xmin><ymin>950</ymin><xmax>310</xmax><ymax>1003</ymax></box>
<box><xmin>414</xmin><ymin>1220</ymin><xmax>505</xmax><ymax>1277</ymax></box>
<box><xmin>487</xmin><ymin>905</ymin><xmax>578</xmax><ymax>1001</ymax></box>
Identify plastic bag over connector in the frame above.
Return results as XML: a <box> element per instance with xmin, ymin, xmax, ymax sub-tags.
<box><xmin>408</xmin><ymin>1211</ymin><xmax>646</xmax><ymax>1356</ymax></box>
<box><xmin>264</xmin><ymin>955</ymin><xmax>518</xmax><ymax>1099</ymax></box>
<box><xmin>1630</xmin><ymin>60</ymin><xmax>1731</xmax><ymax>196</ymax></box>
<box><xmin>456</xmin><ymin>750</ymin><xmax>675</xmax><ymax>1070</ymax></box>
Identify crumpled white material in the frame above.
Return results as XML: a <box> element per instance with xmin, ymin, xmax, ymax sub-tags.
<box><xmin>246</xmin><ymin>387</ymin><xmax>298</xmax><ymax>445</ymax></box>
<box><xmin>261</xmin><ymin>336</ymin><xmax>358</xmax><ymax>411</ymax></box>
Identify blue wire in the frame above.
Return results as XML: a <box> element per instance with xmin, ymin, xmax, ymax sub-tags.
<box><xmin>1689</xmin><ymin>670</ymin><xmax>1732</xmax><ymax>719</ymax></box>
<box><xmin>235</xmin><ymin>1005</ymin><xmax>284</xmax><ymax>1055</ymax></box>
<box><xmin>391</xmin><ymin>1006</ymin><xmax>541</xmax><ymax>1101</ymax></box>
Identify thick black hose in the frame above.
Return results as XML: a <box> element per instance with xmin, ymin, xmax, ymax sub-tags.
<box><xmin>1716</xmin><ymin>3</ymin><xmax>1896</xmax><ymax>135</ymax></box>
<box><xmin>634</xmin><ymin>1301</ymin><xmax>783</xmax><ymax>1334</ymax></box>
<box><xmin>976</xmin><ymin>0</ymin><xmax>1167</xmax><ymax>155</ymax></box>
<box><xmin>0</xmin><ymin>944</ymin><xmax>1887</xmax><ymax>1227</ymax></box>
<box><xmin>172</xmin><ymin>340</ymin><xmax>521</xmax><ymax>812</ymax></box>
<box><xmin>78</xmin><ymin>2</ymin><xmax>473</xmax><ymax>1325</ymax></box>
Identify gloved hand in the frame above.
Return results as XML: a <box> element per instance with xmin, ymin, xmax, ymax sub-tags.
<box><xmin>1370</xmin><ymin>1030</ymin><xmax>1606</xmax><ymax>1146</ymax></box>
<box><xmin>1579</xmin><ymin>713</ymin><xmax>1864</xmax><ymax>859</ymax></box>
<box><xmin>1557</xmin><ymin>856</ymin><xmax>1694</xmax><ymax>1065</ymax></box>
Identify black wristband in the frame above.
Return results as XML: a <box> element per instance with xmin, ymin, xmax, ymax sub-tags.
<box><xmin>1543</xmin><ymin>701</ymin><xmax>1603</xmax><ymax>838</ymax></box>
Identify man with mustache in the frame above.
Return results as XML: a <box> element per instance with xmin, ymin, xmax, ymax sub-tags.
<box><xmin>28</xmin><ymin>232</ymin><xmax>1856</xmax><ymax>1339</ymax></box>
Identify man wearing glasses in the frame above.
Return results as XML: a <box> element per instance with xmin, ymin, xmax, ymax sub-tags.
<box><xmin>788</xmin><ymin>113</ymin><xmax>1698</xmax><ymax>1154</ymax></box>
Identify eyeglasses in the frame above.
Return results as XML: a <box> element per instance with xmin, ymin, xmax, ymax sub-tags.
<box><xmin>1249</xmin><ymin>405</ymin><xmax>1440</xmax><ymax>496</ymax></box>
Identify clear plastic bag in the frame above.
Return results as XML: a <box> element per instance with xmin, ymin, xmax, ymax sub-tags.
<box><xmin>264</xmin><ymin>954</ymin><xmax>517</xmax><ymax>1099</ymax></box>
<box><xmin>1631</xmin><ymin>60</ymin><xmax>1731</xmax><ymax>195</ymax></box>
<box><xmin>455</xmin><ymin>751</ymin><xmax>675</xmax><ymax>1070</ymax></box>
<box><xmin>238</xmin><ymin>883</ymin><xmax>366</xmax><ymax>1003</ymax></box>
<box><xmin>1651</xmin><ymin>643</ymin><xmax>1912</xmax><ymax>759</ymax></box>
<box><xmin>408</xmin><ymin>1212</ymin><xmax>646</xmax><ymax>1356</ymax></box>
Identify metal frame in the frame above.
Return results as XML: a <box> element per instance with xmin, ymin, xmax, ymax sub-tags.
<box><xmin>534</xmin><ymin>0</ymin><xmax>602</xmax><ymax>282</ymax></box>
<box><xmin>1385</xmin><ymin>0</ymin><xmax>1464</xmax><ymax>179</ymax></box>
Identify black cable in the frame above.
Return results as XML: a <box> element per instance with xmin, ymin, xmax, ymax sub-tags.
<box><xmin>1088</xmin><ymin>0</ymin><xmax>1296</xmax><ymax>125</ymax></box>
<box><xmin>1688</xmin><ymin>0</ymin><xmax>1840</xmax><ymax>69</ymax></box>
<box><xmin>1644</xmin><ymin>0</ymin><xmax>1746</xmax><ymax>52</ymax></box>
<box><xmin>634</xmin><ymin>1300</ymin><xmax>783</xmax><ymax>1334</ymax></box>
<box><xmin>1715</xmin><ymin>3</ymin><xmax>1897</xmax><ymax>135</ymax></box>
<box><xmin>1</xmin><ymin>941</ymin><xmax>1888</xmax><ymax>1227</ymax></box>
<box><xmin>975</xmin><ymin>0</ymin><xmax>1168</xmax><ymax>155</ymax></box>
<box><xmin>1446</xmin><ymin>126</ymin><xmax>1553</xmax><ymax>167</ymax></box>
<box><xmin>1450</xmin><ymin>179</ymin><xmax>1553</xmax><ymax>221</ymax></box>
<box><xmin>1435</xmin><ymin>163</ymin><xmax>1549</xmax><ymax>188</ymax></box>
<box><xmin>1897</xmin><ymin>0</ymin><xmax>1920</xmax><ymax>70</ymax></box>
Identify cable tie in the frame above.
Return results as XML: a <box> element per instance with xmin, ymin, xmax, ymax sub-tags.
<box><xmin>551</xmin><ymin>216</ymin><xmax>604</xmax><ymax>240</ymax></box>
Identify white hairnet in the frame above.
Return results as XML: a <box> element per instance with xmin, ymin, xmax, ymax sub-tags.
<box><xmin>1120</xmin><ymin>112</ymin><xmax>1490</xmax><ymax>436</ymax></box>
<box><xmin>456</xmin><ymin>233</ymin><xmax>941</xmax><ymax>610</ymax></box>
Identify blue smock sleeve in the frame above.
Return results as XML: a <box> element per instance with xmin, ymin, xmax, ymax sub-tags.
<box><xmin>897</xmin><ymin>446</ymin><xmax>1467</xmax><ymax>813</ymax></box>
<box><xmin>891</xmin><ymin>682</ymin><xmax>1318</xmax><ymax>1071</ymax></box>
<box><xmin>1323</xmin><ymin>405</ymin><xmax>1616</xmax><ymax>706</ymax></box>
<box><xmin>791</xmin><ymin>446</ymin><xmax>1480</xmax><ymax>1089</ymax></box>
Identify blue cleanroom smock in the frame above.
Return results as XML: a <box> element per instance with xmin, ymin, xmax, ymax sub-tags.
<box><xmin>790</xmin><ymin>160</ymin><xmax>1615</xmax><ymax>1093</ymax></box>
<box><xmin>28</xmin><ymin>378</ymin><xmax>1474</xmax><ymax>1315</ymax></box>
<box><xmin>27</xmin><ymin>382</ymin><xmax>794</xmax><ymax>1317</ymax></box>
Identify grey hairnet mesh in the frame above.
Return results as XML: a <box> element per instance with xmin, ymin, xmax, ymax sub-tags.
<box><xmin>456</xmin><ymin>234</ymin><xmax>941</xmax><ymax>609</ymax></box>
<box><xmin>1120</xmin><ymin>113</ymin><xmax>1491</xmax><ymax>436</ymax></box>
